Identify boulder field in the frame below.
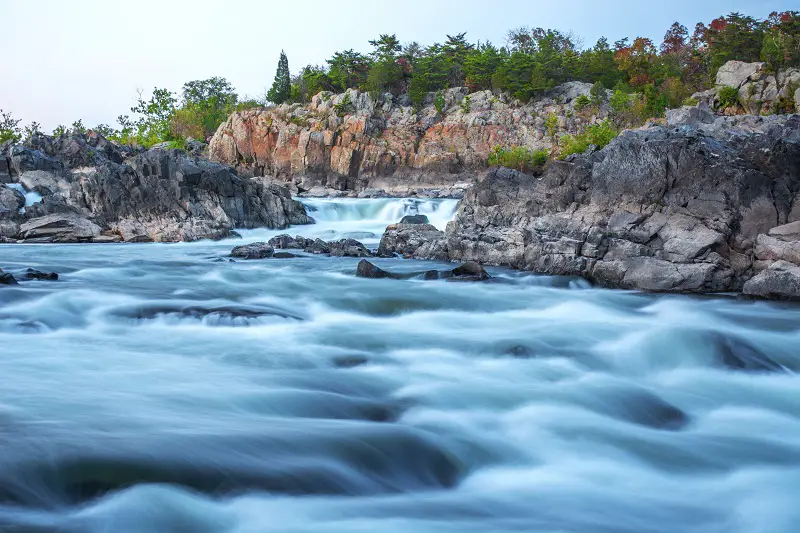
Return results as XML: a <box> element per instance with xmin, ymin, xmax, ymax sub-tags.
<box><xmin>378</xmin><ymin>112</ymin><xmax>800</xmax><ymax>300</ymax></box>
<box><xmin>0</xmin><ymin>132</ymin><xmax>310</xmax><ymax>243</ymax></box>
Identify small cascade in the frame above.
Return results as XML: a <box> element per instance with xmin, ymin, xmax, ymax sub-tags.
<box><xmin>7</xmin><ymin>183</ymin><xmax>43</xmax><ymax>211</ymax></box>
<box><xmin>300</xmin><ymin>198</ymin><xmax>459</xmax><ymax>231</ymax></box>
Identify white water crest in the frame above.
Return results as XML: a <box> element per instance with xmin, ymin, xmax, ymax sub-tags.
<box><xmin>0</xmin><ymin>198</ymin><xmax>799</xmax><ymax>533</ymax></box>
<box><xmin>237</xmin><ymin>198</ymin><xmax>459</xmax><ymax>246</ymax></box>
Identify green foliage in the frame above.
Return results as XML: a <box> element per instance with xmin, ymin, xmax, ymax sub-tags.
<box><xmin>460</xmin><ymin>95</ymin><xmax>471</xmax><ymax>113</ymax></box>
<box><xmin>717</xmin><ymin>85</ymin><xmax>740</xmax><ymax>109</ymax></box>
<box><xmin>23</xmin><ymin>121</ymin><xmax>42</xmax><ymax>140</ymax></box>
<box><xmin>434</xmin><ymin>91</ymin><xmax>446</xmax><ymax>114</ymax></box>
<box><xmin>0</xmin><ymin>109</ymin><xmax>22</xmax><ymax>144</ymax></box>
<box><xmin>590</xmin><ymin>81</ymin><xmax>607</xmax><ymax>105</ymax></box>
<box><xmin>573</xmin><ymin>94</ymin><xmax>591</xmax><ymax>111</ymax></box>
<box><xmin>488</xmin><ymin>145</ymin><xmax>549</xmax><ymax>172</ymax></box>
<box><xmin>682</xmin><ymin>96</ymin><xmax>699</xmax><ymax>106</ymax></box>
<box><xmin>334</xmin><ymin>92</ymin><xmax>353</xmax><ymax>117</ymax></box>
<box><xmin>558</xmin><ymin>120</ymin><xmax>618</xmax><ymax>158</ymax></box>
<box><xmin>268</xmin><ymin>50</ymin><xmax>292</xmax><ymax>105</ymax></box>
<box><xmin>544</xmin><ymin>112</ymin><xmax>559</xmax><ymax>139</ymax></box>
<box><xmin>175</xmin><ymin>77</ymin><xmax>238</xmax><ymax>139</ymax></box>
<box><xmin>610</xmin><ymin>89</ymin><xmax>632</xmax><ymax>115</ymax></box>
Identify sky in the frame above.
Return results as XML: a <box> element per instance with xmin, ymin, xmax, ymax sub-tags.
<box><xmin>0</xmin><ymin>0</ymin><xmax>794</xmax><ymax>130</ymax></box>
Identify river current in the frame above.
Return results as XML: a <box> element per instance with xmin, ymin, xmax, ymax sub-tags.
<box><xmin>0</xmin><ymin>198</ymin><xmax>799</xmax><ymax>533</ymax></box>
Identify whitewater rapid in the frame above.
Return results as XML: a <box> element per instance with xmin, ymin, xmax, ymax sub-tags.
<box><xmin>0</xmin><ymin>198</ymin><xmax>799</xmax><ymax>533</ymax></box>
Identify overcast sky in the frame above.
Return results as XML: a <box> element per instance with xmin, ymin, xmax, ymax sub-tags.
<box><xmin>1</xmin><ymin>0</ymin><xmax>793</xmax><ymax>130</ymax></box>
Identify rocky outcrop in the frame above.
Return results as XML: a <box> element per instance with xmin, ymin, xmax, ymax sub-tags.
<box><xmin>0</xmin><ymin>132</ymin><xmax>310</xmax><ymax>243</ymax></box>
<box><xmin>355</xmin><ymin>259</ymin><xmax>490</xmax><ymax>282</ymax></box>
<box><xmin>694</xmin><ymin>60</ymin><xmax>800</xmax><ymax>114</ymax></box>
<box><xmin>381</xmin><ymin>113</ymin><xmax>800</xmax><ymax>297</ymax></box>
<box><xmin>209</xmin><ymin>84</ymin><xmax>611</xmax><ymax>195</ymax></box>
<box><xmin>378</xmin><ymin>223</ymin><xmax>448</xmax><ymax>260</ymax></box>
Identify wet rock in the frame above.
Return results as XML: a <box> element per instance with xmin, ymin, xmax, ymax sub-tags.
<box><xmin>0</xmin><ymin>269</ymin><xmax>17</xmax><ymax>285</ymax></box>
<box><xmin>268</xmin><ymin>234</ymin><xmax>301</xmax><ymax>249</ymax></box>
<box><xmin>356</xmin><ymin>260</ymin><xmax>398</xmax><ymax>279</ymax></box>
<box><xmin>328</xmin><ymin>238</ymin><xmax>372</xmax><ymax>258</ymax></box>
<box><xmin>742</xmin><ymin>261</ymin><xmax>800</xmax><ymax>301</ymax></box>
<box><xmin>378</xmin><ymin>223</ymin><xmax>448</xmax><ymax>260</ymax></box>
<box><xmin>19</xmin><ymin>213</ymin><xmax>102</xmax><ymax>243</ymax></box>
<box><xmin>304</xmin><ymin>238</ymin><xmax>330</xmax><ymax>254</ymax></box>
<box><xmin>448</xmin><ymin>261</ymin><xmax>490</xmax><ymax>281</ymax></box>
<box><xmin>272</xmin><ymin>252</ymin><xmax>298</xmax><ymax>259</ymax></box>
<box><xmin>230</xmin><ymin>242</ymin><xmax>274</xmax><ymax>259</ymax></box>
<box><xmin>399</xmin><ymin>214</ymin><xmax>429</xmax><ymax>224</ymax></box>
<box><xmin>23</xmin><ymin>269</ymin><xmax>58</xmax><ymax>281</ymax></box>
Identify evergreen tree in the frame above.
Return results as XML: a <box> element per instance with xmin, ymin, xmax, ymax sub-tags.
<box><xmin>267</xmin><ymin>50</ymin><xmax>291</xmax><ymax>105</ymax></box>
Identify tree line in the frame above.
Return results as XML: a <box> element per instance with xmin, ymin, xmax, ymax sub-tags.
<box><xmin>1</xmin><ymin>10</ymin><xmax>797</xmax><ymax>149</ymax></box>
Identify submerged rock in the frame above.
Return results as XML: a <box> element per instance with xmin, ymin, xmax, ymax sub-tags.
<box><xmin>328</xmin><ymin>238</ymin><xmax>373</xmax><ymax>258</ymax></box>
<box><xmin>231</xmin><ymin>242</ymin><xmax>274</xmax><ymax>259</ymax></box>
<box><xmin>0</xmin><ymin>269</ymin><xmax>17</xmax><ymax>285</ymax></box>
<box><xmin>356</xmin><ymin>260</ymin><xmax>490</xmax><ymax>282</ymax></box>
<box><xmin>23</xmin><ymin>269</ymin><xmax>58</xmax><ymax>281</ymax></box>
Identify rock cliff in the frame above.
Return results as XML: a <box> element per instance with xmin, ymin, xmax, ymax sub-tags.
<box><xmin>0</xmin><ymin>133</ymin><xmax>310</xmax><ymax>243</ymax></box>
<box><xmin>209</xmin><ymin>83</ymin><xmax>610</xmax><ymax>197</ymax></box>
<box><xmin>380</xmin><ymin>113</ymin><xmax>800</xmax><ymax>299</ymax></box>
<box><xmin>694</xmin><ymin>60</ymin><xmax>800</xmax><ymax>114</ymax></box>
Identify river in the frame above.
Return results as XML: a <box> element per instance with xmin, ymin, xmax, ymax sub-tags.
<box><xmin>0</xmin><ymin>198</ymin><xmax>799</xmax><ymax>533</ymax></box>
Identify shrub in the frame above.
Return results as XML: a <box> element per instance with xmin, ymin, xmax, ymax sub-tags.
<box><xmin>544</xmin><ymin>112</ymin><xmax>559</xmax><ymax>139</ymax></box>
<box><xmin>558</xmin><ymin>120</ymin><xmax>617</xmax><ymax>159</ymax></box>
<box><xmin>488</xmin><ymin>145</ymin><xmax>549</xmax><ymax>172</ymax></box>
<box><xmin>0</xmin><ymin>109</ymin><xmax>22</xmax><ymax>143</ymax></box>
<box><xmin>717</xmin><ymin>86</ymin><xmax>740</xmax><ymax>109</ymax></box>
<box><xmin>682</xmin><ymin>96</ymin><xmax>699</xmax><ymax>106</ymax></box>
<box><xmin>573</xmin><ymin>94</ymin><xmax>591</xmax><ymax>111</ymax></box>
<box><xmin>460</xmin><ymin>95</ymin><xmax>471</xmax><ymax>113</ymax></box>
<box><xmin>334</xmin><ymin>92</ymin><xmax>353</xmax><ymax>117</ymax></box>
<box><xmin>434</xmin><ymin>90</ymin><xmax>446</xmax><ymax>114</ymax></box>
<box><xmin>590</xmin><ymin>81</ymin><xmax>606</xmax><ymax>105</ymax></box>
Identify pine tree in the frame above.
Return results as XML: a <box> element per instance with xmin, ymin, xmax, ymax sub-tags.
<box><xmin>267</xmin><ymin>50</ymin><xmax>291</xmax><ymax>104</ymax></box>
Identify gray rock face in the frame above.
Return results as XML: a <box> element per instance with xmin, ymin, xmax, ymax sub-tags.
<box><xmin>743</xmin><ymin>261</ymin><xmax>800</xmax><ymax>300</ymax></box>
<box><xmin>328</xmin><ymin>238</ymin><xmax>372</xmax><ymax>257</ymax></box>
<box><xmin>710</xmin><ymin>60</ymin><xmax>800</xmax><ymax>114</ymax></box>
<box><xmin>19</xmin><ymin>213</ymin><xmax>102</xmax><ymax>243</ymax></box>
<box><xmin>378</xmin><ymin>224</ymin><xmax>448</xmax><ymax>260</ymax></box>
<box><xmin>383</xmin><ymin>114</ymin><xmax>800</xmax><ymax>297</ymax></box>
<box><xmin>0</xmin><ymin>133</ymin><xmax>311</xmax><ymax>243</ymax></box>
<box><xmin>0</xmin><ymin>185</ymin><xmax>24</xmax><ymax>215</ymax></box>
<box><xmin>231</xmin><ymin>242</ymin><xmax>274</xmax><ymax>259</ymax></box>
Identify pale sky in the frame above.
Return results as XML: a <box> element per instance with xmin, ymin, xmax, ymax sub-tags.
<box><xmin>0</xmin><ymin>0</ymin><xmax>793</xmax><ymax>130</ymax></box>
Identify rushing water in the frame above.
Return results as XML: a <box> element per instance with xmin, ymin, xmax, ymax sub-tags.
<box><xmin>0</xmin><ymin>198</ymin><xmax>799</xmax><ymax>533</ymax></box>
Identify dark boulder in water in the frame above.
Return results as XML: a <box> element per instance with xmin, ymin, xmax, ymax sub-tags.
<box><xmin>268</xmin><ymin>234</ymin><xmax>302</xmax><ymax>249</ymax></box>
<box><xmin>272</xmin><ymin>251</ymin><xmax>298</xmax><ymax>259</ymax></box>
<box><xmin>0</xmin><ymin>269</ymin><xmax>17</xmax><ymax>285</ymax></box>
<box><xmin>448</xmin><ymin>261</ymin><xmax>490</xmax><ymax>281</ymax></box>
<box><xmin>231</xmin><ymin>242</ymin><xmax>274</xmax><ymax>259</ymax></box>
<box><xmin>332</xmin><ymin>355</ymin><xmax>370</xmax><ymax>368</ymax></box>
<box><xmin>304</xmin><ymin>238</ymin><xmax>330</xmax><ymax>254</ymax></box>
<box><xmin>115</xmin><ymin>303</ymin><xmax>304</xmax><ymax>324</ymax></box>
<box><xmin>23</xmin><ymin>268</ymin><xmax>58</xmax><ymax>281</ymax></box>
<box><xmin>399</xmin><ymin>214</ymin><xmax>429</xmax><ymax>224</ymax></box>
<box><xmin>357</xmin><ymin>260</ymin><xmax>398</xmax><ymax>279</ymax></box>
<box><xmin>328</xmin><ymin>238</ymin><xmax>373</xmax><ymax>258</ymax></box>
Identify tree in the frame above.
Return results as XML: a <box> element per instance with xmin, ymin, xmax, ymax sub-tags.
<box><xmin>364</xmin><ymin>34</ymin><xmax>405</xmax><ymax>95</ymax></box>
<box><xmin>369</xmin><ymin>34</ymin><xmax>401</xmax><ymax>61</ymax></box>
<box><xmin>705</xmin><ymin>13</ymin><xmax>763</xmax><ymax>71</ymax></box>
<box><xmin>267</xmin><ymin>50</ymin><xmax>292</xmax><ymax>105</ymax></box>
<box><xmin>327</xmin><ymin>49</ymin><xmax>371</xmax><ymax>91</ymax></box>
<box><xmin>129</xmin><ymin>87</ymin><xmax>177</xmax><ymax>146</ymax></box>
<box><xmin>464</xmin><ymin>43</ymin><xmax>505</xmax><ymax>91</ymax></box>
<box><xmin>175</xmin><ymin>77</ymin><xmax>238</xmax><ymax>139</ymax></box>
<box><xmin>761</xmin><ymin>11</ymin><xmax>800</xmax><ymax>92</ymax></box>
<box><xmin>0</xmin><ymin>109</ymin><xmax>22</xmax><ymax>144</ymax></box>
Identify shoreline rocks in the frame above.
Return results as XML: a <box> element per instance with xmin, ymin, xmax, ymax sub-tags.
<box><xmin>377</xmin><ymin>113</ymin><xmax>800</xmax><ymax>299</ymax></box>
<box><xmin>1</xmin><ymin>132</ymin><xmax>311</xmax><ymax>243</ymax></box>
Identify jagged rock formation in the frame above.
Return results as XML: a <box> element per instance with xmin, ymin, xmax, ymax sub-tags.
<box><xmin>694</xmin><ymin>60</ymin><xmax>800</xmax><ymax>114</ymax></box>
<box><xmin>380</xmin><ymin>113</ymin><xmax>800</xmax><ymax>299</ymax></box>
<box><xmin>0</xmin><ymin>132</ymin><xmax>310</xmax><ymax>243</ymax></box>
<box><xmin>209</xmin><ymin>83</ymin><xmax>610</xmax><ymax>196</ymax></box>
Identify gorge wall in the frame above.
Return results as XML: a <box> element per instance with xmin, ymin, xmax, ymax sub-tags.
<box><xmin>208</xmin><ymin>83</ymin><xmax>611</xmax><ymax>197</ymax></box>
